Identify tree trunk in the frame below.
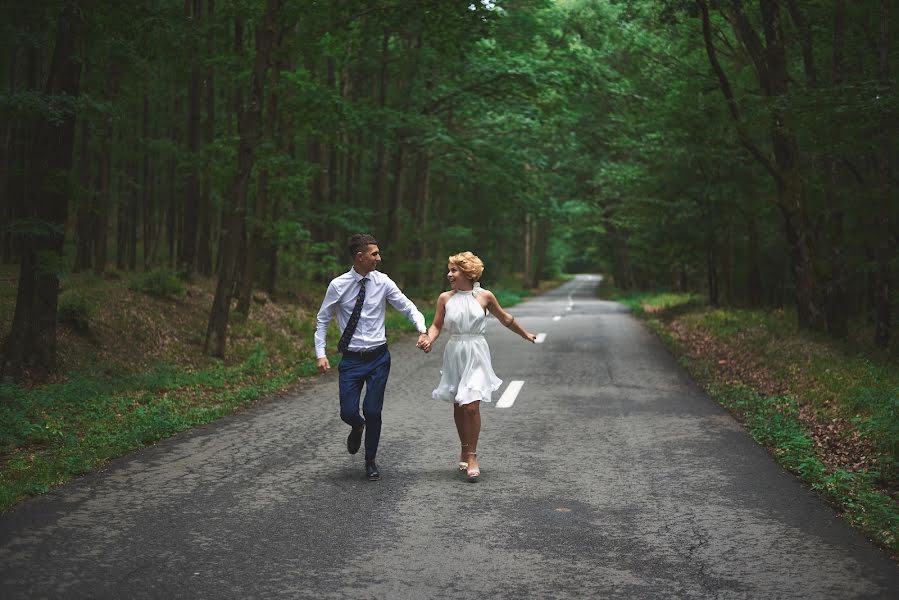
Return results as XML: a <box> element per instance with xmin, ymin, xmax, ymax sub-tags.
<box><xmin>823</xmin><ymin>212</ymin><xmax>848</xmax><ymax>338</ymax></box>
<box><xmin>178</xmin><ymin>0</ymin><xmax>202</xmax><ymax>277</ymax></box>
<box><xmin>386</xmin><ymin>144</ymin><xmax>405</xmax><ymax>247</ymax></box>
<box><xmin>236</xmin><ymin>48</ymin><xmax>282</xmax><ymax>316</ymax></box>
<box><xmin>0</xmin><ymin>46</ymin><xmax>14</xmax><ymax>263</ymax></box>
<box><xmin>823</xmin><ymin>2</ymin><xmax>848</xmax><ymax>338</ymax></box>
<box><xmin>197</xmin><ymin>0</ymin><xmax>215</xmax><ymax>276</ymax></box>
<box><xmin>73</xmin><ymin>119</ymin><xmax>93</xmax><ymax>272</ymax></box>
<box><xmin>166</xmin><ymin>96</ymin><xmax>179</xmax><ymax>269</ymax></box>
<box><xmin>523</xmin><ymin>211</ymin><xmax>534</xmax><ymax>288</ymax></box>
<box><xmin>127</xmin><ymin>158</ymin><xmax>137</xmax><ymax>270</ymax></box>
<box><xmin>116</xmin><ymin>146</ymin><xmax>136</xmax><ymax>272</ymax></box>
<box><xmin>532</xmin><ymin>218</ymin><xmax>548</xmax><ymax>289</ymax></box>
<box><xmin>706</xmin><ymin>233</ymin><xmax>719</xmax><ymax>307</ymax></box>
<box><xmin>412</xmin><ymin>151</ymin><xmax>430</xmax><ymax>286</ymax></box>
<box><xmin>700</xmin><ymin>0</ymin><xmax>821</xmax><ymax>326</ymax></box>
<box><xmin>307</xmin><ymin>139</ymin><xmax>325</xmax><ymax>243</ymax></box>
<box><xmin>372</xmin><ymin>33</ymin><xmax>390</xmax><ymax>233</ymax></box>
<box><xmin>115</xmin><ymin>158</ymin><xmax>127</xmax><ymax>270</ymax></box>
<box><xmin>874</xmin><ymin>253</ymin><xmax>891</xmax><ymax>348</ymax></box>
<box><xmin>1</xmin><ymin>45</ymin><xmax>30</xmax><ymax>265</ymax></box>
<box><xmin>1</xmin><ymin>1</ymin><xmax>83</xmax><ymax>380</ymax></box>
<box><xmin>1</xmin><ymin>41</ymin><xmax>42</xmax><ymax>265</ymax></box>
<box><xmin>874</xmin><ymin>0</ymin><xmax>892</xmax><ymax>348</ymax></box>
<box><xmin>747</xmin><ymin>218</ymin><xmax>763</xmax><ymax>307</ymax></box>
<box><xmin>603</xmin><ymin>212</ymin><xmax>634</xmax><ymax>290</ymax></box>
<box><xmin>264</xmin><ymin>41</ymin><xmax>296</xmax><ymax>296</ymax></box>
<box><xmin>205</xmin><ymin>1</ymin><xmax>282</xmax><ymax>357</ymax></box>
<box><xmin>93</xmin><ymin>138</ymin><xmax>110</xmax><ymax>275</ymax></box>
<box><xmin>371</xmin><ymin>118</ymin><xmax>389</xmax><ymax>238</ymax></box>
<box><xmin>141</xmin><ymin>94</ymin><xmax>153</xmax><ymax>269</ymax></box>
<box><xmin>761</xmin><ymin>0</ymin><xmax>820</xmax><ymax>329</ymax></box>
<box><xmin>264</xmin><ymin>190</ymin><xmax>280</xmax><ymax>295</ymax></box>
<box><xmin>722</xmin><ymin>226</ymin><xmax>733</xmax><ymax>304</ymax></box>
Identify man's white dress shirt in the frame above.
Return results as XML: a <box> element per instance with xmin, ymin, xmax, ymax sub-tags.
<box><xmin>315</xmin><ymin>268</ymin><xmax>426</xmax><ymax>358</ymax></box>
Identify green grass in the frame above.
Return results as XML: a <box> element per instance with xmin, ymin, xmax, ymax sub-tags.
<box><xmin>601</xmin><ymin>285</ymin><xmax>702</xmax><ymax>318</ymax></box>
<box><xmin>0</xmin><ymin>349</ymin><xmax>321</xmax><ymax>510</ymax></box>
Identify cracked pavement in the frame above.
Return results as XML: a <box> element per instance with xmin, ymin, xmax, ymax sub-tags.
<box><xmin>1</xmin><ymin>274</ymin><xmax>897</xmax><ymax>599</ymax></box>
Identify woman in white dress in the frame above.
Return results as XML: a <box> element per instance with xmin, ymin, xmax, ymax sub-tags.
<box><xmin>421</xmin><ymin>252</ymin><xmax>536</xmax><ymax>482</ymax></box>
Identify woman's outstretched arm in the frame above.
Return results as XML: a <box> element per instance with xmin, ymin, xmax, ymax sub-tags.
<box><xmin>484</xmin><ymin>291</ymin><xmax>536</xmax><ymax>343</ymax></box>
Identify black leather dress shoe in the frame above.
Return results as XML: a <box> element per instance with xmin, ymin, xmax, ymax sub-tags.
<box><xmin>365</xmin><ymin>461</ymin><xmax>380</xmax><ymax>481</ymax></box>
<box><xmin>347</xmin><ymin>425</ymin><xmax>364</xmax><ymax>455</ymax></box>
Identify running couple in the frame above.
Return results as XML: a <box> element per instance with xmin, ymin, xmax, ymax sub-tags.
<box><xmin>315</xmin><ymin>234</ymin><xmax>537</xmax><ymax>482</ymax></box>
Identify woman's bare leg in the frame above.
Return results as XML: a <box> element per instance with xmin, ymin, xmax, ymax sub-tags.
<box><xmin>463</xmin><ymin>401</ymin><xmax>481</xmax><ymax>474</ymax></box>
<box><xmin>454</xmin><ymin>403</ymin><xmax>468</xmax><ymax>466</ymax></box>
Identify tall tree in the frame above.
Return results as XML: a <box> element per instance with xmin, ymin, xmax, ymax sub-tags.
<box><xmin>697</xmin><ymin>0</ymin><xmax>820</xmax><ymax>329</ymax></box>
<box><xmin>178</xmin><ymin>0</ymin><xmax>203</xmax><ymax>278</ymax></box>
<box><xmin>204</xmin><ymin>0</ymin><xmax>283</xmax><ymax>357</ymax></box>
<box><xmin>2</xmin><ymin>0</ymin><xmax>84</xmax><ymax>379</ymax></box>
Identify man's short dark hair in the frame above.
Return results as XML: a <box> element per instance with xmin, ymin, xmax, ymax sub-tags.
<box><xmin>348</xmin><ymin>233</ymin><xmax>378</xmax><ymax>257</ymax></box>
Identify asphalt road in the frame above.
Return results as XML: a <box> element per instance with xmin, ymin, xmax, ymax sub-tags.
<box><xmin>1</xmin><ymin>274</ymin><xmax>897</xmax><ymax>599</ymax></box>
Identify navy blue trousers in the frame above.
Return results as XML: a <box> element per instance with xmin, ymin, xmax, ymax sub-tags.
<box><xmin>338</xmin><ymin>348</ymin><xmax>391</xmax><ymax>461</ymax></box>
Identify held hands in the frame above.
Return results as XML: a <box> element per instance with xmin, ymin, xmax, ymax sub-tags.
<box><xmin>416</xmin><ymin>333</ymin><xmax>432</xmax><ymax>353</ymax></box>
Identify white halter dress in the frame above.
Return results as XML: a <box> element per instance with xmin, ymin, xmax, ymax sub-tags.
<box><xmin>431</xmin><ymin>283</ymin><xmax>503</xmax><ymax>405</ymax></box>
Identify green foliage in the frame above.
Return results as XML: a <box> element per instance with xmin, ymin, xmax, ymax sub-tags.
<box><xmin>845</xmin><ymin>363</ymin><xmax>899</xmax><ymax>481</ymax></box>
<box><xmin>285</xmin><ymin>313</ymin><xmax>314</xmax><ymax>338</ymax></box>
<box><xmin>493</xmin><ymin>289</ymin><xmax>529</xmax><ymax>307</ymax></box>
<box><xmin>57</xmin><ymin>289</ymin><xmax>94</xmax><ymax>331</ymax></box>
<box><xmin>129</xmin><ymin>269</ymin><xmax>185</xmax><ymax>299</ymax></box>
<box><xmin>605</xmin><ymin>289</ymin><xmax>701</xmax><ymax>317</ymax></box>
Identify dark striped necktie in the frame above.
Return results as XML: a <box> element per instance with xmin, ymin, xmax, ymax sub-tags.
<box><xmin>338</xmin><ymin>278</ymin><xmax>367</xmax><ymax>352</ymax></box>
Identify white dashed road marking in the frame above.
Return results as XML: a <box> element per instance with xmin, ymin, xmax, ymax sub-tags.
<box><xmin>496</xmin><ymin>381</ymin><xmax>524</xmax><ymax>408</ymax></box>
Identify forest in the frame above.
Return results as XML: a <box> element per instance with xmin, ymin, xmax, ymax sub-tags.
<box><xmin>1</xmin><ymin>0</ymin><xmax>896</xmax><ymax>379</ymax></box>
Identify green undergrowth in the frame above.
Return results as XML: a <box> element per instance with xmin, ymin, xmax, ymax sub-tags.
<box><xmin>609</xmin><ymin>290</ymin><xmax>703</xmax><ymax>316</ymax></box>
<box><xmin>0</xmin><ymin>350</ymin><xmax>320</xmax><ymax>510</ymax></box>
<box><xmin>608</xmin><ymin>286</ymin><xmax>899</xmax><ymax>557</ymax></box>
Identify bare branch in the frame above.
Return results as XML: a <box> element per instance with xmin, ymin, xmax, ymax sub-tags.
<box><xmin>696</xmin><ymin>0</ymin><xmax>781</xmax><ymax>186</ymax></box>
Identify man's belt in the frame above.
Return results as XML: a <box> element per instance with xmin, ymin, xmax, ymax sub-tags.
<box><xmin>341</xmin><ymin>343</ymin><xmax>388</xmax><ymax>361</ymax></box>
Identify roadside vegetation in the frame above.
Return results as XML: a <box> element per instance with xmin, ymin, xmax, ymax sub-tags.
<box><xmin>0</xmin><ymin>266</ymin><xmax>556</xmax><ymax>511</ymax></box>
<box><xmin>605</xmin><ymin>287</ymin><xmax>899</xmax><ymax>559</ymax></box>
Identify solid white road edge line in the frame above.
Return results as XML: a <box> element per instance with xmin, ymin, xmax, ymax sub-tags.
<box><xmin>496</xmin><ymin>381</ymin><xmax>524</xmax><ymax>408</ymax></box>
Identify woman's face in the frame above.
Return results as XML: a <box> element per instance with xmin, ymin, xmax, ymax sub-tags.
<box><xmin>446</xmin><ymin>263</ymin><xmax>472</xmax><ymax>290</ymax></box>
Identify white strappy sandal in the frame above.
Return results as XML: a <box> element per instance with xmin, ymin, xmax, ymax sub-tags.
<box><xmin>466</xmin><ymin>452</ymin><xmax>480</xmax><ymax>483</ymax></box>
<box><xmin>458</xmin><ymin>444</ymin><xmax>469</xmax><ymax>471</ymax></box>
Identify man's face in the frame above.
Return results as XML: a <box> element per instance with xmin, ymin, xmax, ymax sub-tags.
<box><xmin>356</xmin><ymin>244</ymin><xmax>381</xmax><ymax>274</ymax></box>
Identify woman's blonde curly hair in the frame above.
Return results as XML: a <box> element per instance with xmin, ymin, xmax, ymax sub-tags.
<box><xmin>448</xmin><ymin>251</ymin><xmax>484</xmax><ymax>282</ymax></box>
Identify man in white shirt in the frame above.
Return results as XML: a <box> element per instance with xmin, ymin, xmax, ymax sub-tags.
<box><xmin>315</xmin><ymin>233</ymin><xmax>430</xmax><ymax>480</ymax></box>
